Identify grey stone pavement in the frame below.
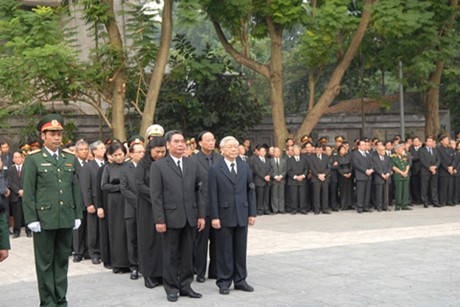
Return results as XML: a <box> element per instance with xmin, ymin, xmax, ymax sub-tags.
<box><xmin>2</xmin><ymin>205</ymin><xmax>460</xmax><ymax>306</ymax></box>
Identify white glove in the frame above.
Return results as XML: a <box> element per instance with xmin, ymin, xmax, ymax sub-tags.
<box><xmin>28</xmin><ymin>221</ymin><xmax>41</xmax><ymax>233</ymax></box>
<box><xmin>73</xmin><ymin>219</ymin><xmax>81</xmax><ymax>230</ymax></box>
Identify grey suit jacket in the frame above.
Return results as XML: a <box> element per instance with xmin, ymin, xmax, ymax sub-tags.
<box><xmin>150</xmin><ymin>155</ymin><xmax>205</xmax><ymax>228</ymax></box>
<box><xmin>269</xmin><ymin>158</ymin><xmax>286</xmax><ymax>184</ymax></box>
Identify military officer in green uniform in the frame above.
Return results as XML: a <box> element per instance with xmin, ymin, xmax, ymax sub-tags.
<box><xmin>0</xmin><ymin>195</ymin><xmax>10</xmax><ymax>262</ymax></box>
<box><xmin>391</xmin><ymin>144</ymin><xmax>411</xmax><ymax>211</ymax></box>
<box><xmin>23</xmin><ymin>114</ymin><xmax>83</xmax><ymax>307</ymax></box>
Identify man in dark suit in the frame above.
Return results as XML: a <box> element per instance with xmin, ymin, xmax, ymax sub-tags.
<box><xmin>209</xmin><ymin>136</ymin><xmax>257</xmax><ymax>295</ymax></box>
<box><xmin>437</xmin><ymin>135</ymin><xmax>455</xmax><ymax>206</ymax></box>
<box><xmin>1</xmin><ymin>140</ymin><xmax>13</xmax><ymax>232</ymax></box>
<box><xmin>269</xmin><ymin>147</ymin><xmax>286</xmax><ymax>214</ymax></box>
<box><xmin>371</xmin><ymin>142</ymin><xmax>392</xmax><ymax>211</ymax></box>
<box><xmin>120</xmin><ymin>137</ymin><xmax>145</xmax><ymax>280</ymax></box>
<box><xmin>79</xmin><ymin>140</ymin><xmax>106</xmax><ymax>265</ymax></box>
<box><xmin>252</xmin><ymin>146</ymin><xmax>271</xmax><ymax>215</ymax></box>
<box><xmin>73</xmin><ymin>139</ymin><xmax>90</xmax><ymax>263</ymax></box>
<box><xmin>150</xmin><ymin>130</ymin><xmax>205</xmax><ymax>302</ymax></box>
<box><xmin>309</xmin><ymin>144</ymin><xmax>331</xmax><ymax>214</ymax></box>
<box><xmin>351</xmin><ymin>139</ymin><xmax>374</xmax><ymax>213</ymax></box>
<box><xmin>409</xmin><ymin>137</ymin><xmax>422</xmax><ymax>204</ymax></box>
<box><xmin>286</xmin><ymin>145</ymin><xmax>309</xmax><ymax>214</ymax></box>
<box><xmin>191</xmin><ymin>131</ymin><xmax>223</xmax><ymax>283</ymax></box>
<box><xmin>7</xmin><ymin>151</ymin><xmax>31</xmax><ymax>238</ymax></box>
<box><xmin>420</xmin><ymin>136</ymin><xmax>441</xmax><ymax>207</ymax></box>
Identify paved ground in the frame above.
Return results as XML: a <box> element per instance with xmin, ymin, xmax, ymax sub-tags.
<box><xmin>2</xmin><ymin>205</ymin><xmax>460</xmax><ymax>306</ymax></box>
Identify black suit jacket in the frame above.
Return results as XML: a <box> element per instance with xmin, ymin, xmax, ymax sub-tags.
<box><xmin>190</xmin><ymin>151</ymin><xmax>223</xmax><ymax>216</ymax></box>
<box><xmin>409</xmin><ymin>146</ymin><xmax>422</xmax><ymax>175</ymax></box>
<box><xmin>351</xmin><ymin>150</ymin><xmax>373</xmax><ymax>181</ymax></box>
<box><xmin>120</xmin><ymin>161</ymin><xmax>138</xmax><ymax>219</ymax></box>
<box><xmin>371</xmin><ymin>154</ymin><xmax>391</xmax><ymax>185</ymax></box>
<box><xmin>438</xmin><ymin>145</ymin><xmax>454</xmax><ymax>177</ymax></box>
<box><xmin>252</xmin><ymin>157</ymin><xmax>271</xmax><ymax>187</ymax></box>
<box><xmin>150</xmin><ymin>155</ymin><xmax>205</xmax><ymax>228</ymax></box>
<box><xmin>309</xmin><ymin>155</ymin><xmax>330</xmax><ymax>183</ymax></box>
<box><xmin>79</xmin><ymin>160</ymin><xmax>101</xmax><ymax>209</ymax></box>
<box><xmin>208</xmin><ymin>158</ymin><xmax>256</xmax><ymax>227</ymax></box>
<box><xmin>286</xmin><ymin>156</ymin><xmax>308</xmax><ymax>186</ymax></box>
<box><xmin>7</xmin><ymin>164</ymin><xmax>22</xmax><ymax>203</ymax></box>
<box><xmin>419</xmin><ymin>146</ymin><xmax>441</xmax><ymax>176</ymax></box>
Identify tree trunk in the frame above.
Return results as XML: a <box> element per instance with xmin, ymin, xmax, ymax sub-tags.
<box><xmin>293</xmin><ymin>0</ymin><xmax>374</xmax><ymax>141</ymax></box>
<box><xmin>139</xmin><ymin>0</ymin><xmax>173</xmax><ymax>138</ymax></box>
<box><xmin>425</xmin><ymin>61</ymin><xmax>443</xmax><ymax>137</ymax></box>
<box><xmin>424</xmin><ymin>0</ymin><xmax>458</xmax><ymax>137</ymax></box>
<box><xmin>308</xmin><ymin>69</ymin><xmax>315</xmax><ymax>110</ymax></box>
<box><xmin>103</xmin><ymin>0</ymin><xmax>126</xmax><ymax>141</ymax></box>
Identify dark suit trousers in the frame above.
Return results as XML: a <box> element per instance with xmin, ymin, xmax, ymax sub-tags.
<box><xmin>329</xmin><ymin>181</ymin><xmax>338</xmax><ymax>210</ymax></box>
<box><xmin>313</xmin><ymin>181</ymin><xmax>329</xmax><ymax>213</ymax></box>
<box><xmin>125</xmin><ymin>217</ymin><xmax>138</xmax><ymax>270</ymax></box>
<box><xmin>34</xmin><ymin>228</ymin><xmax>73</xmax><ymax>307</ymax></box>
<box><xmin>288</xmin><ymin>184</ymin><xmax>306</xmax><ymax>213</ymax></box>
<box><xmin>86</xmin><ymin>211</ymin><xmax>100</xmax><ymax>259</ymax></box>
<box><xmin>11</xmin><ymin>199</ymin><xmax>26</xmax><ymax>233</ymax></box>
<box><xmin>72</xmin><ymin>210</ymin><xmax>87</xmax><ymax>257</ymax></box>
<box><xmin>356</xmin><ymin>180</ymin><xmax>371</xmax><ymax>211</ymax></box>
<box><xmin>410</xmin><ymin>174</ymin><xmax>421</xmax><ymax>204</ymax></box>
<box><xmin>454</xmin><ymin>176</ymin><xmax>460</xmax><ymax>204</ymax></box>
<box><xmin>421</xmin><ymin>175</ymin><xmax>439</xmax><ymax>205</ymax></box>
<box><xmin>439</xmin><ymin>176</ymin><xmax>454</xmax><ymax>205</ymax></box>
<box><xmin>162</xmin><ymin>225</ymin><xmax>194</xmax><ymax>295</ymax></box>
<box><xmin>193</xmin><ymin>216</ymin><xmax>217</xmax><ymax>279</ymax></box>
<box><xmin>372</xmin><ymin>183</ymin><xmax>388</xmax><ymax>210</ymax></box>
<box><xmin>270</xmin><ymin>182</ymin><xmax>285</xmax><ymax>213</ymax></box>
<box><xmin>215</xmin><ymin>226</ymin><xmax>248</xmax><ymax>290</ymax></box>
<box><xmin>256</xmin><ymin>184</ymin><xmax>270</xmax><ymax>214</ymax></box>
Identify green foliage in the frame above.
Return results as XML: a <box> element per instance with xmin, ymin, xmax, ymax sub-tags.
<box><xmin>155</xmin><ymin>34</ymin><xmax>266</xmax><ymax>139</ymax></box>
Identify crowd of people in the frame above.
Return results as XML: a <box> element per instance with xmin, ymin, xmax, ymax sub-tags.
<box><xmin>1</xmin><ymin>115</ymin><xmax>460</xmax><ymax>305</ymax></box>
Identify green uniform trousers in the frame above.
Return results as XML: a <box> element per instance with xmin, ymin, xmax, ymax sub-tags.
<box><xmin>33</xmin><ymin>228</ymin><xmax>72</xmax><ymax>307</ymax></box>
<box><xmin>394</xmin><ymin>180</ymin><xmax>409</xmax><ymax>209</ymax></box>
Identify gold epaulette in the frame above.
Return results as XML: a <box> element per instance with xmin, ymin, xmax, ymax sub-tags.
<box><xmin>62</xmin><ymin>148</ymin><xmax>75</xmax><ymax>155</ymax></box>
<box><xmin>390</xmin><ymin>154</ymin><xmax>396</xmax><ymax>158</ymax></box>
<box><xmin>28</xmin><ymin>149</ymin><xmax>41</xmax><ymax>155</ymax></box>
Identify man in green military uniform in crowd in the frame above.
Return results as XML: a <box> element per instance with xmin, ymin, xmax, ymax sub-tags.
<box><xmin>0</xmin><ymin>195</ymin><xmax>10</xmax><ymax>262</ymax></box>
<box><xmin>23</xmin><ymin>114</ymin><xmax>83</xmax><ymax>307</ymax></box>
<box><xmin>391</xmin><ymin>144</ymin><xmax>411</xmax><ymax>211</ymax></box>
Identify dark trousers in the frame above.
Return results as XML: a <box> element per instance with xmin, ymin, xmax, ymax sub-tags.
<box><xmin>72</xmin><ymin>210</ymin><xmax>87</xmax><ymax>257</ymax></box>
<box><xmin>125</xmin><ymin>217</ymin><xmax>138</xmax><ymax>270</ymax></box>
<box><xmin>338</xmin><ymin>176</ymin><xmax>354</xmax><ymax>209</ymax></box>
<box><xmin>410</xmin><ymin>174</ymin><xmax>422</xmax><ymax>204</ymax></box>
<box><xmin>215</xmin><ymin>226</ymin><xmax>248</xmax><ymax>290</ymax></box>
<box><xmin>287</xmin><ymin>184</ymin><xmax>307</xmax><ymax>213</ymax></box>
<box><xmin>11</xmin><ymin>199</ymin><xmax>29</xmax><ymax>234</ymax></box>
<box><xmin>372</xmin><ymin>183</ymin><xmax>388</xmax><ymax>210</ymax></box>
<box><xmin>284</xmin><ymin>184</ymin><xmax>291</xmax><ymax>212</ymax></box>
<box><xmin>421</xmin><ymin>175</ymin><xmax>439</xmax><ymax>206</ymax></box>
<box><xmin>34</xmin><ymin>228</ymin><xmax>73</xmax><ymax>307</ymax></box>
<box><xmin>193</xmin><ymin>216</ymin><xmax>217</xmax><ymax>279</ymax></box>
<box><xmin>162</xmin><ymin>225</ymin><xmax>194</xmax><ymax>295</ymax></box>
<box><xmin>356</xmin><ymin>180</ymin><xmax>371</xmax><ymax>212</ymax></box>
<box><xmin>313</xmin><ymin>181</ymin><xmax>329</xmax><ymax>213</ymax></box>
<box><xmin>270</xmin><ymin>182</ymin><xmax>285</xmax><ymax>213</ymax></box>
<box><xmin>439</xmin><ymin>175</ymin><xmax>454</xmax><ymax>206</ymax></box>
<box><xmin>86</xmin><ymin>211</ymin><xmax>100</xmax><ymax>259</ymax></box>
<box><xmin>256</xmin><ymin>184</ymin><xmax>270</xmax><ymax>214</ymax></box>
<box><xmin>454</xmin><ymin>176</ymin><xmax>460</xmax><ymax>204</ymax></box>
<box><xmin>329</xmin><ymin>181</ymin><xmax>338</xmax><ymax>210</ymax></box>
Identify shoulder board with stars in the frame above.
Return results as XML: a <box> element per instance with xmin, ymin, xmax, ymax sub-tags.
<box><xmin>28</xmin><ymin>149</ymin><xmax>41</xmax><ymax>155</ymax></box>
<box><xmin>390</xmin><ymin>154</ymin><xmax>397</xmax><ymax>158</ymax></box>
<box><xmin>62</xmin><ymin>148</ymin><xmax>75</xmax><ymax>155</ymax></box>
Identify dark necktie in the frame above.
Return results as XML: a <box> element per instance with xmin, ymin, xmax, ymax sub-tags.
<box><xmin>230</xmin><ymin>163</ymin><xmax>237</xmax><ymax>181</ymax></box>
<box><xmin>53</xmin><ymin>153</ymin><xmax>58</xmax><ymax>161</ymax></box>
<box><xmin>177</xmin><ymin>160</ymin><xmax>182</xmax><ymax>175</ymax></box>
<box><xmin>17</xmin><ymin>166</ymin><xmax>21</xmax><ymax>178</ymax></box>
<box><xmin>206</xmin><ymin>156</ymin><xmax>212</xmax><ymax>166</ymax></box>
<box><xmin>276</xmin><ymin>159</ymin><xmax>280</xmax><ymax>167</ymax></box>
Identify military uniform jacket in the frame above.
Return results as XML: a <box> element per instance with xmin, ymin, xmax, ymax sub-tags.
<box><xmin>391</xmin><ymin>154</ymin><xmax>410</xmax><ymax>182</ymax></box>
<box><xmin>22</xmin><ymin>148</ymin><xmax>83</xmax><ymax>229</ymax></box>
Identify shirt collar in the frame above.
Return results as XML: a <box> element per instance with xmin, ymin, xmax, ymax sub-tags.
<box><xmin>224</xmin><ymin>158</ymin><xmax>236</xmax><ymax>172</ymax></box>
<box><xmin>170</xmin><ymin>154</ymin><xmax>182</xmax><ymax>165</ymax></box>
<box><xmin>44</xmin><ymin>146</ymin><xmax>59</xmax><ymax>157</ymax></box>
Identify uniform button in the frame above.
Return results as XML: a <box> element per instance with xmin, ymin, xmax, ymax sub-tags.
<box><xmin>41</xmin><ymin>207</ymin><xmax>44</xmax><ymax>210</ymax></box>
<box><xmin>60</xmin><ymin>201</ymin><xmax>64</xmax><ymax>205</ymax></box>
<box><xmin>59</xmin><ymin>179</ymin><xmax>62</xmax><ymax>182</ymax></box>
<box><xmin>57</xmin><ymin>169</ymin><xmax>60</xmax><ymax>172</ymax></box>
<box><xmin>60</xmin><ymin>190</ymin><xmax>63</xmax><ymax>194</ymax></box>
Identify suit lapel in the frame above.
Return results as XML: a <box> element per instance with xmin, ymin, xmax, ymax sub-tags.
<box><xmin>198</xmin><ymin>153</ymin><xmax>209</xmax><ymax>171</ymax></box>
<box><xmin>167</xmin><ymin>155</ymin><xmax>182</xmax><ymax>178</ymax></box>
<box><xmin>220</xmin><ymin>160</ymin><xmax>235</xmax><ymax>184</ymax></box>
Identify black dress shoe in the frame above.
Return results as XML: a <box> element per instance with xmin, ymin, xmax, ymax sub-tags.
<box><xmin>402</xmin><ymin>207</ymin><xmax>412</xmax><ymax>210</ymax></box>
<box><xmin>196</xmin><ymin>276</ymin><xmax>205</xmax><ymax>283</ymax></box>
<box><xmin>290</xmin><ymin>211</ymin><xmax>297</xmax><ymax>215</ymax></box>
<box><xmin>180</xmin><ymin>289</ymin><xmax>202</xmax><ymax>298</ymax></box>
<box><xmin>424</xmin><ymin>204</ymin><xmax>429</xmax><ymax>208</ymax></box>
<box><xmin>167</xmin><ymin>293</ymin><xmax>178</xmax><ymax>302</ymax></box>
<box><xmin>208</xmin><ymin>274</ymin><xmax>217</xmax><ymax>280</ymax></box>
<box><xmin>234</xmin><ymin>283</ymin><xmax>254</xmax><ymax>292</ymax></box>
<box><xmin>314</xmin><ymin>212</ymin><xmax>320</xmax><ymax>215</ymax></box>
<box><xmin>144</xmin><ymin>277</ymin><xmax>160</xmax><ymax>289</ymax></box>
<box><xmin>104</xmin><ymin>263</ymin><xmax>112</xmax><ymax>270</ymax></box>
<box><xmin>322</xmin><ymin>211</ymin><xmax>331</xmax><ymax>214</ymax></box>
<box><xmin>12</xmin><ymin>233</ymin><xmax>19</xmax><ymax>238</ymax></box>
<box><xmin>92</xmin><ymin>257</ymin><xmax>101</xmax><ymax>265</ymax></box>
<box><xmin>130</xmin><ymin>269</ymin><xmax>139</xmax><ymax>280</ymax></box>
<box><xmin>26</xmin><ymin>232</ymin><xmax>32</xmax><ymax>238</ymax></box>
<box><xmin>73</xmin><ymin>255</ymin><xmax>83</xmax><ymax>263</ymax></box>
<box><xmin>219</xmin><ymin>288</ymin><xmax>230</xmax><ymax>295</ymax></box>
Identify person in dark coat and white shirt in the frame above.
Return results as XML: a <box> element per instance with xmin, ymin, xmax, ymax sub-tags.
<box><xmin>209</xmin><ymin>136</ymin><xmax>257</xmax><ymax>295</ymax></box>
